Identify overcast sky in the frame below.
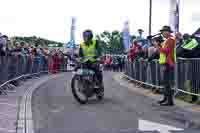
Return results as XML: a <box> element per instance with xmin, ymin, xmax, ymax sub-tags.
<box><xmin>0</xmin><ymin>0</ymin><xmax>200</xmax><ymax>43</ymax></box>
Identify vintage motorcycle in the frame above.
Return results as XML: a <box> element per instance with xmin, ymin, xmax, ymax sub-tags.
<box><xmin>71</xmin><ymin>57</ymin><xmax>104</xmax><ymax>104</ymax></box>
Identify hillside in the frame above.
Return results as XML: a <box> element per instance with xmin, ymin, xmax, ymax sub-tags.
<box><xmin>11</xmin><ymin>36</ymin><xmax>64</xmax><ymax>47</ymax></box>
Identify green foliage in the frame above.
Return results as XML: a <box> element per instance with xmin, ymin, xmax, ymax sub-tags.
<box><xmin>96</xmin><ymin>30</ymin><xmax>125</xmax><ymax>54</ymax></box>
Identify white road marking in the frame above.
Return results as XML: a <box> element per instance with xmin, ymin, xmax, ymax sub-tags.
<box><xmin>0</xmin><ymin>102</ymin><xmax>17</xmax><ymax>107</ymax></box>
<box><xmin>0</xmin><ymin>112</ymin><xmax>16</xmax><ymax>118</ymax></box>
<box><xmin>139</xmin><ymin>119</ymin><xmax>184</xmax><ymax>133</ymax></box>
<box><xmin>0</xmin><ymin>127</ymin><xmax>16</xmax><ymax>133</ymax></box>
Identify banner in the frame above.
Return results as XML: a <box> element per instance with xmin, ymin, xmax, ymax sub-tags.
<box><xmin>122</xmin><ymin>20</ymin><xmax>130</xmax><ymax>52</ymax></box>
<box><xmin>169</xmin><ymin>0</ymin><xmax>178</xmax><ymax>33</ymax></box>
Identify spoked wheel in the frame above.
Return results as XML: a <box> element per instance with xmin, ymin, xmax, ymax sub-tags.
<box><xmin>71</xmin><ymin>75</ymin><xmax>88</xmax><ymax>104</ymax></box>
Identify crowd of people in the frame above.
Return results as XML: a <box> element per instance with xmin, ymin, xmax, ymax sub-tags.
<box><xmin>0</xmin><ymin>33</ymin><xmax>67</xmax><ymax>75</ymax></box>
<box><xmin>127</xmin><ymin>28</ymin><xmax>200</xmax><ymax>62</ymax></box>
<box><xmin>103</xmin><ymin>54</ymin><xmax>126</xmax><ymax>72</ymax></box>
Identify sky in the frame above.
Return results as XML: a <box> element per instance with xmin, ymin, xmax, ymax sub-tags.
<box><xmin>0</xmin><ymin>0</ymin><xmax>200</xmax><ymax>43</ymax></box>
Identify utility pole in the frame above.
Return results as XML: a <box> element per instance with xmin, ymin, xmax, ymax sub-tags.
<box><xmin>149</xmin><ymin>0</ymin><xmax>152</xmax><ymax>36</ymax></box>
<box><xmin>175</xmin><ymin>0</ymin><xmax>180</xmax><ymax>33</ymax></box>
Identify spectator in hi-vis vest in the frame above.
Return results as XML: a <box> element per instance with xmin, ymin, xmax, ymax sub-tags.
<box><xmin>156</xmin><ymin>26</ymin><xmax>176</xmax><ymax>106</ymax></box>
<box><xmin>178</xmin><ymin>33</ymin><xmax>200</xmax><ymax>58</ymax></box>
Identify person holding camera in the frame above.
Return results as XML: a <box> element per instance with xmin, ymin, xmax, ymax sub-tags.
<box><xmin>156</xmin><ymin>26</ymin><xmax>176</xmax><ymax>106</ymax></box>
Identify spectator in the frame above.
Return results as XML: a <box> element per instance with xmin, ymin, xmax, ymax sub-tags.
<box><xmin>0</xmin><ymin>33</ymin><xmax>7</xmax><ymax>49</ymax></box>
<box><xmin>128</xmin><ymin>40</ymin><xmax>143</xmax><ymax>62</ymax></box>
<box><xmin>31</xmin><ymin>47</ymin><xmax>38</xmax><ymax>57</ymax></box>
<box><xmin>5</xmin><ymin>39</ymin><xmax>12</xmax><ymax>56</ymax></box>
<box><xmin>117</xmin><ymin>56</ymin><xmax>123</xmax><ymax>72</ymax></box>
<box><xmin>112</xmin><ymin>56</ymin><xmax>119</xmax><ymax>72</ymax></box>
<box><xmin>105</xmin><ymin>55</ymin><xmax>112</xmax><ymax>70</ymax></box>
<box><xmin>12</xmin><ymin>42</ymin><xmax>22</xmax><ymax>55</ymax></box>
<box><xmin>180</xmin><ymin>33</ymin><xmax>199</xmax><ymax>58</ymax></box>
<box><xmin>137</xmin><ymin>29</ymin><xmax>148</xmax><ymax>49</ymax></box>
<box><xmin>51</xmin><ymin>51</ymin><xmax>61</xmax><ymax>73</ymax></box>
<box><xmin>175</xmin><ymin>32</ymin><xmax>183</xmax><ymax>48</ymax></box>
<box><xmin>156</xmin><ymin>26</ymin><xmax>176</xmax><ymax>106</ymax></box>
<box><xmin>20</xmin><ymin>42</ymin><xmax>28</xmax><ymax>55</ymax></box>
<box><xmin>148</xmin><ymin>37</ymin><xmax>161</xmax><ymax>61</ymax></box>
<box><xmin>29</xmin><ymin>46</ymin><xmax>33</xmax><ymax>54</ymax></box>
<box><xmin>24</xmin><ymin>43</ymin><xmax>30</xmax><ymax>55</ymax></box>
<box><xmin>0</xmin><ymin>38</ymin><xmax>6</xmax><ymax>56</ymax></box>
<box><xmin>137</xmin><ymin>29</ymin><xmax>144</xmax><ymax>40</ymax></box>
<box><xmin>120</xmin><ymin>55</ymin><xmax>125</xmax><ymax>71</ymax></box>
<box><xmin>43</xmin><ymin>48</ymin><xmax>48</xmax><ymax>55</ymax></box>
<box><xmin>37</xmin><ymin>46</ymin><xmax>42</xmax><ymax>55</ymax></box>
<box><xmin>0</xmin><ymin>34</ymin><xmax>7</xmax><ymax>65</ymax></box>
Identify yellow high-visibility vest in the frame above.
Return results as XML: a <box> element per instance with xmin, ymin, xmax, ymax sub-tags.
<box><xmin>182</xmin><ymin>38</ymin><xmax>198</xmax><ymax>50</ymax></box>
<box><xmin>159</xmin><ymin>37</ymin><xmax>176</xmax><ymax>64</ymax></box>
<box><xmin>80</xmin><ymin>39</ymin><xmax>97</xmax><ymax>62</ymax></box>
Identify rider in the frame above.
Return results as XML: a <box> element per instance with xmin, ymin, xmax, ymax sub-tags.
<box><xmin>79</xmin><ymin>29</ymin><xmax>104</xmax><ymax>90</ymax></box>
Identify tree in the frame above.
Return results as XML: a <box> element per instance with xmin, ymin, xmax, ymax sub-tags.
<box><xmin>96</xmin><ymin>30</ymin><xmax>124</xmax><ymax>54</ymax></box>
<box><xmin>11</xmin><ymin>36</ymin><xmax>64</xmax><ymax>48</ymax></box>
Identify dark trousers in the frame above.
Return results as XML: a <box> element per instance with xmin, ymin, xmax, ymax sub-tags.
<box><xmin>113</xmin><ymin>64</ymin><xmax>118</xmax><ymax>72</ymax></box>
<box><xmin>86</xmin><ymin>63</ymin><xmax>103</xmax><ymax>84</ymax></box>
<box><xmin>160</xmin><ymin>64</ymin><xmax>174</xmax><ymax>103</ymax></box>
<box><xmin>119</xmin><ymin>64</ymin><xmax>123</xmax><ymax>72</ymax></box>
<box><xmin>104</xmin><ymin>64</ymin><xmax>111</xmax><ymax>71</ymax></box>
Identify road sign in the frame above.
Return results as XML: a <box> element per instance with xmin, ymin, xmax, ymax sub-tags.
<box><xmin>139</xmin><ymin>119</ymin><xmax>183</xmax><ymax>133</ymax></box>
<box><xmin>66</xmin><ymin>41</ymin><xmax>79</xmax><ymax>48</ymax></box>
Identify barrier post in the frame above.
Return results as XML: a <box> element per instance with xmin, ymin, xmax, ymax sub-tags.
<box><xmin>155</xmin><ymin>60</ymin><xmax>159</xmax><ymax>87</ymax></box>
<box><xmin>147</xmin><ymin>62</ymin><xmax>151</xmax><ymax>84</ymax></box>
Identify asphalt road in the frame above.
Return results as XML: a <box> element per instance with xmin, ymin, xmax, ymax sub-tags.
<box><xmin>32</xmin><ymin>72</ymin><xmax>200</xmax><ymax>133</ymax></box>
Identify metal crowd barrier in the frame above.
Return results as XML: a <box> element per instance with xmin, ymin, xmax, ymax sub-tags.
<box><xmin>124</xmin><ymin>57</ymin><xmax>200</xmax><ymax>96</ymax></box>
<box><xmin>124</xmin><ymin>58</ymin><xmax>162</xmax><ymax>89</ymax></box>
<box><xmin>0</xmin><ymin>54</ymin><xmax>68</xmax><ymax>94</ymax></box>
<box><xmin>176</xmin><ymin>58</ymin><xmax>200</xmax><ymax>96</ymax></box>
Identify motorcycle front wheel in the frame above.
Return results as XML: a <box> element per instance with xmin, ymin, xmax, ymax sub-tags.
<box><xmin>71</xmin><ymin>75</ymin><xmax>88</xmax><ymax>104</ymax></box>
<box><xmin>96</xmin><ymin>86</ymin><xmax>104</xmax><ymax>101</ymax></box>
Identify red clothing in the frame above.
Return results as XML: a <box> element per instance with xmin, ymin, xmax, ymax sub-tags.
<box><xmin>159</xmin><ymin>36</ymin><xmax>176</xmax><ymax>68</ymax></box>
<box><xmin>128</xmin><ymin>42</ymin><xmax>142</xmax><ymax>62</ymax></box>
<box><xmin>105</xmin><ymin>57</ymin><xmax>112</xmax><ymax>64</ymax></box>
<box><xmin>49</xmin><ymin>53</ymin><xmax>61</xmax><ymax>73</ymax></box>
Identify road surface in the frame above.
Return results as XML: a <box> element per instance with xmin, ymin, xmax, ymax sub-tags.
<box><xmin>32</xmin><ymin>72</ymin><xmax>200</xmax><ymax>133</ymax></box>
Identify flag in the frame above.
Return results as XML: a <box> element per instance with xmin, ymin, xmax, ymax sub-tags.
<box><xmin>122</xmin><ymin>21</ymin><xmax>130</xmax><ymax>52</ymax></box>
<box><xmin>175</xmin><ymin>0</ymin><xmax>180</xmax><ymax>33</ymax></box>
